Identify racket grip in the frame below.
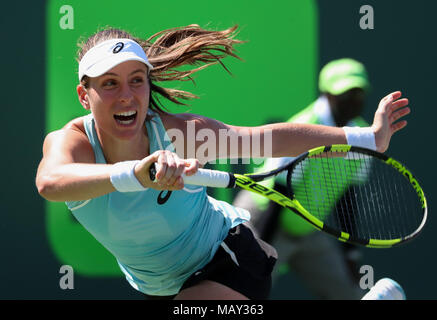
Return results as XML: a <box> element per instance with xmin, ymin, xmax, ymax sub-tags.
<box><xmin>149</xmin><ymin>163</ymin><xmax>234</xmax><ymax>188</ymax></box>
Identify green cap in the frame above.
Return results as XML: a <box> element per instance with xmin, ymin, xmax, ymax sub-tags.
<box><xmin>319</xmin><ymin>58</ymin><xmax>370</xmax><ymax>95</ymax></box>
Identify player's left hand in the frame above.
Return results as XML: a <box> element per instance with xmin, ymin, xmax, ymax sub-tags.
<box><xmin>372</xmin><ymin>91</ymin><xmax>410</xmax><ymax>153</ymax></box>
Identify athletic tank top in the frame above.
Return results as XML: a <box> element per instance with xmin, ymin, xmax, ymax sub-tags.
<box><xmin>65</xmin><ymin>111</ymin><xmax>250</xmax><ymax>296</ymax></box>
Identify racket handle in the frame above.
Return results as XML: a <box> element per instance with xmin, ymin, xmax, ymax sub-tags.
<box><xmin>361</xmin><ymin>278</ymin><xmax>406</xmax><ymax>300</ymax></box>
<box><xmin>149</xmin><ymin>163</ymin><xmax>234</xmax><ymax>188</ymax></box>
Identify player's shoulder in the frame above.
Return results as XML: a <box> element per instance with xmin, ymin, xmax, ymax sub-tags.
<box><xmin>160</xmin><ymin>111</ymin><xmax>222</xmax><ymax>132</ymax></box>
<box><xmin>161</xmin><ymin>111</ymin><xmax>209</xmax><ymax>123</ymax></box>
<box><xmin>42</xmin><ymin>116</ymin><xmax>95</xmax><ymax>164</ymax></box>
<box><xmin>44</xmin><ymin>116</ymin><xmax>89</xmax><ymax>145</ymax></box>
<box><xmin>63</xmin><ymin>115</ymin><xmax>89</xmax><ymax>133</ymax></box>
<box><xmin>159</xmin><ymin>111</ymin><xmax>186</xmax><ymax>128</ymax></box>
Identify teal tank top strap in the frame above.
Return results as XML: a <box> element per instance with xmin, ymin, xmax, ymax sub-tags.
<box><xmin>83</xmin><ymin>113</ymin><xmax>107</xmax><ymax>164</ymax></box>
<box><xmin>65</xmin><ymin>114</ymin><xmax>107</xmax><ymax>210</ymax></box>
<box><xmin>145</xmin><ymin>110</ymin><xmax>175</xmax><ymax>153</ymax></box>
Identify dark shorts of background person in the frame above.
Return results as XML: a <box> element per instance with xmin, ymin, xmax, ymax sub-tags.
<box><xmin>144</xmin><ymin>223</ymin><xmax>278</xmax><ymax>300</ymax></box>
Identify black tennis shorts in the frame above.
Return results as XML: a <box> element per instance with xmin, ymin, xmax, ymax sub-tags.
<box><xmin>145</xmin><ymin>223</ymin><xmax>277</xmax><ymax>300</ymax></box>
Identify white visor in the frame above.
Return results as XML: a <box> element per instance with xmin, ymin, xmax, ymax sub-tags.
<box><xmin>78</xmin><ymin>38</ymin><xmax>154</xmax><ymax>81</ymax></box>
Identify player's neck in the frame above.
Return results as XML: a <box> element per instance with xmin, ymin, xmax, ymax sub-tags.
<box><xmin>98</xmin><ymin>127</ymin><xmax>150</xmax><ymax>164</ymax></box>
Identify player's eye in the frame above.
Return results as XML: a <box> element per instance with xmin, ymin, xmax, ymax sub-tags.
<box><xmin>102</xmin><ymin>79</ymin><xmax>117</xmax><ymax>88</ymax></box>
<box><xmin>131</xmin><ymin>77</ymin><xmax>144</xmax><ymax>85</ymax></box>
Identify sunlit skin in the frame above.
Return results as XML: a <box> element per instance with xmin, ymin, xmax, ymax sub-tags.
<box><xmin>34</xmin><ymin>26</ymin><xmax>412</xmax><ymax>301</ymax></box>
<box><xmin>38</xmin><ymin>58</ymin><xmax>411</xmax><ymax>202</ymax></box>
<box><xmin>76</xmin><ymin>60</ymin><xmax>199</xmax><ymax>189</ymax></box>
<box><xmin>77</xmin><ymin>60</ymin><xmax>151</xmax><ymax>164</ymax></box>
<box><xmin>38</xmin><ymin>66</ymin><xmax>411</xmax><ymax>301</ymax></box>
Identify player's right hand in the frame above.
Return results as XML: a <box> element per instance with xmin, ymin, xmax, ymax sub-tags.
<box><xmin>134</xmin><ymin>150</ymin><xmax>200</xmax><ymax>190</ymax></box>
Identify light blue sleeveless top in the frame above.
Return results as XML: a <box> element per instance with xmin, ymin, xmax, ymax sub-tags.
<box><xmin>65</xmin><ymin>111</ymin><xmax>250</xmax><ymax>296</ymax></box>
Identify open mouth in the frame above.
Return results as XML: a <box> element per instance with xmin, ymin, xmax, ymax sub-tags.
<box><xmin>114</xmin><ymin>110</ymin><xmax>137</xmax><ymax>125</ymax></box>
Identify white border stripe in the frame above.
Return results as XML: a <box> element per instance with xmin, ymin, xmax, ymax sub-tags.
<box><xmin>221</xmin><ymin>242</ymin><xmax>239</xmax><ymax>266</ymax></box>
<box><xmin>69</xmin><ymin>199</ymin><xmax>91</xmax><ymax>211</ymax></box>
<box><xmin>183</xmin><ymin>187</ymin><xmax>204</xmax><ymax>193</ymax></box>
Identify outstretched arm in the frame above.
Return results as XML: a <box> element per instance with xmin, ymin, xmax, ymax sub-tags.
<box><xmin>167</xmin><ymin>91</ymin><xmax>409</xmax><ymax>162</ymax></box>
<box><xmin>250</xmin><ymin>91</ymin><xmax>409</xmax><ymax>156</ymax></box>
<box><xmin>36</xmin><ymin>126</ymin><xmax>199</xmax><ymax>202</ymax></box>
<box><xmin>36</xmin><ymin>128</ymin><xmax>115</xmax><ymax>202</ymax></box>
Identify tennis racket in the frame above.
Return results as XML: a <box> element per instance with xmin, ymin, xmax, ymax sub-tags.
<box><xmin>149</xmin><ymin>144</ymin><xmax>427</xmax><ymax>248</ymax></box>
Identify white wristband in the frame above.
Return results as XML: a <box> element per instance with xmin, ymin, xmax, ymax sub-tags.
<box><xmin>342</xmin><ymin>126</ymin><xmax>377</xmax><ymax>151</ymax></box>
<box><xmin>110</xmin><ymin>160</ymin><xmax>147</xmax><ymax>192</ymax></box>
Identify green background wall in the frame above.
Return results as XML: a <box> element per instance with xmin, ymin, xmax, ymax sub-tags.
<box><xmin>1</xmin><ymin>0</ymin><xmax>435</xmax><ymax>299</ymax></box>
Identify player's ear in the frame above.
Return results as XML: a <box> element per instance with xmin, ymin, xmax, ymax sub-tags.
<box><xmin>77</xmin><ymin>84</ymin><xmax>90</xmax><ymax>110</ymax></box>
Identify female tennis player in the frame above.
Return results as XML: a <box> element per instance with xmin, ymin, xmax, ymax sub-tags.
<box><xmin>35</xmin><ymin>24</ymin><xmax>410</xmax><ymax>300</ymax></box>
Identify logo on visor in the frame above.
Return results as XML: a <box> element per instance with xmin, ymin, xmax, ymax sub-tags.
<box><xmin>113</xmin><ymin>42</ymin><xmax>124</xmax><ymax>54</ymax></box>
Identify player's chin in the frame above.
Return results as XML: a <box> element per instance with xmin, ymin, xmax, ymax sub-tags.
<box><xmin>117</xmin><ymin>130</ymin><xmax>142</xmax><ymax>141</ymax></box>
<box><xmin>113</xmin><ymin>125</ymin><xmax>143</xmax><ymax>140</ymax></box>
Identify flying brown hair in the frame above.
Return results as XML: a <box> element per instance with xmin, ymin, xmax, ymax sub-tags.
<box><xmin>77</xmin><ymin>24</ymin><xmax>244</xmax><ymax>113</ymax></box>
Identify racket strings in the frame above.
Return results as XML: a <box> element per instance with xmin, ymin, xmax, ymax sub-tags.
<box><xmin>290</xmin><ymin>150</ymin><xmax>424</xmax><ymax>241</ymax></box>
<box><xmin>379</xmin><ymin>158</ymin><xmax>402</xmax><ymax>238</ymax></box>
<box><xmin>325</xmin><ymin>152</ymin><xmax>354</xmax><ymax>235</ymax></box>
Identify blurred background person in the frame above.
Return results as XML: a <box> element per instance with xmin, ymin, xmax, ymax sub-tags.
<box><xmin>233</xmin><ymin>58</ymin><xmax>370</xmax><ymax>299</ymax></box>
